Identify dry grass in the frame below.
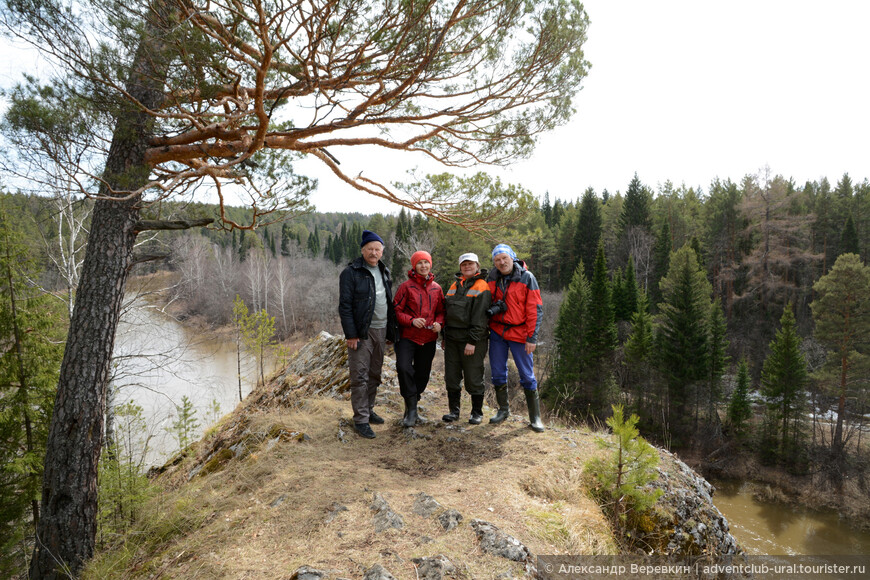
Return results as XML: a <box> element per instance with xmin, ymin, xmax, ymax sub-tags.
<box><xmin>85</xmin><ymin>386</ymin><xmax>619</xmax><ymax>579</ymax></box>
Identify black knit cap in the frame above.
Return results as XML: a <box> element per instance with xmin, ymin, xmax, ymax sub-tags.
<box><xmin>360</xmin><ymin>230</ymin><xmax>384</xmax><ymax>247</ymax></box>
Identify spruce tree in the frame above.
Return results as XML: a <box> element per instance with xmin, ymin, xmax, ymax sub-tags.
<box><xmin>839</xmin><ymin>214</ymin><xmax>860</xmax><ymax>257</ymax></box>
<box><xmin>650</xmin><ymin>221</ymin><xmax>671</xmax><ymax>310</ymax></box>
<box><xmin>611</xmin><ymin>267</ymin><xmax>627</xmax><ymax>321</ymax></box>
<box><xmin>0</xmin><ymin>203</ymin><xmax>64</xmax><ymax>576</ymax></box>
<box><xmin>281</xmin><ymin>222</ymin><xmax>292</xmax><ymax>256</ymax></box>
<box><xmin>760</xmin><ymin>304</ymin><xmax>808</xmax><ymax>466</ymax></box>
<box><xmin>706</xmin><ymin>300</ymin><xmax>730</xmax><ymax>425</ymax></box>
<box><xmin>727</xmin><ymin>358</ymin><xmax>753</xmax><ymax>440</ymax></box>
<box><xmin>575</xmin><ymin>187</ymin><xmax>602</xmax><ymax>280</ymax></box>
<box><xmin>550</xmin><ymin>261</ymin><xmax>590</xmax><ymax>408</ymax></box>
<box><xmin>618</xmin><ymin>173</ymin><xmax>652</xmax><ymax>233</ymax></box>
<box><xmin>542</xmin><ymin>192</ymin><xmax>553</xmax><ymax>228</ymax></box>
<box><xmin>584</xmin><ymin>242</ymin><xmax>618</xmax><ymax>414</ymax></box>
<box><xmin>655</xmin><ymin>245</ymin><xmax>711</xmax><ymax>445</ymax></box>
<box><xmin>624</xmin><ymin>293</ymin><xmax>655</xmax><ymax>420</ymax></box>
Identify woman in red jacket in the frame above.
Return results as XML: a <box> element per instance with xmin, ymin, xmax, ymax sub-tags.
<box><xmin>393</xmin><ymin>251</ymin><xmax>445</xmax><ymax>427</ymax></box>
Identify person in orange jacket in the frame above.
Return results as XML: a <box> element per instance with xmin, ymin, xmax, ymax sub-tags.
<box><xmin>487</xmin><ymin>243</ymin><xmax>545</xmax><ymax>432</ymax></box>
<box><xmin>393</xmin><ymin>251</ymin><xmax>444</xmax><ymax>427</ymax></box>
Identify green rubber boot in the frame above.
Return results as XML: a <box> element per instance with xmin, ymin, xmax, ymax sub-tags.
<box><xmin>524</xmin><ymin>389</ymin><xmax>545</xmax><ymax>432</ymax></box>
<box><xmin>489</xmin><ymin>384</ymin><xmax>510</xmax><ymax>424</ymax></box>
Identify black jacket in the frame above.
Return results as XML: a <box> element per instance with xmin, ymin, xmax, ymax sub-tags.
<box><xmin>338</xmin><ymin>256</ymin><xmax>397</xmax><ymax>342</ymax></box>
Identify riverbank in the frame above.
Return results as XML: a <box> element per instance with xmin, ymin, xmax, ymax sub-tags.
<box><xmin>685</xmin><ymin>445</ymin><xmax>870</xmax><ymax>532</ymax></box>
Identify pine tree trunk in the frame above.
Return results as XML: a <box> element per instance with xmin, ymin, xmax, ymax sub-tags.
<box><xmin>30</xmin><ymin>5</ymin><xmax>171</xmax><ymax>576</ymax></box>
<box><xmin>30</xmin><ymin>194</ymin><xmax>140</xmax><ymax>579</ymax></box>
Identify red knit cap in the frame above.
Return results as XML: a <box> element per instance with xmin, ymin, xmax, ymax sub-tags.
<box><xmin>411</xmin><ymin>250</ymin><xmax>432</xmax><ymax>269</ymax></box>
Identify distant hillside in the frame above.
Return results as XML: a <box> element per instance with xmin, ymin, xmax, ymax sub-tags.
<box><xmin>83</xmin><ymin>333</ymin><xmax>741</xmax><ymax>579</ymax></box>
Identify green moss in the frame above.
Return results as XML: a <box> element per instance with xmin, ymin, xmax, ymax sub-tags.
<box><xmin>200</xmin><ymin>448</ymin><xmax>235</xmax><ymax>476</ymax></box>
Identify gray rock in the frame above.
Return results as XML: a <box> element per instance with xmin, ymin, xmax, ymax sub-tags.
<box><xmin>412</xmin><ymin>493</ymin><xmax>443</xmax><ymax>517</ymax></box>
<box><xmin>470</xmin><ymin>519</ymin><xmax>531</xmax><ymax>562</ymax></box>
<box><xmin>371</xmin><ymin>492</ymin><xmax>404</xmax><ymax>532</ymax></box>
<box><xmin>411</xmin><ymin>554</ymin><xmax>456</xmax><ymax>580</ymax></box>
<box><xmin>325</xmin><ymin>502</ymin><xmax>348</xmax><ymax>523</ymax></box>
<box><xmin>270</xmin><ymin>494</ymin><xmax>286</xmax><ymax>508</ymax></box>
<box><xmin>363</xmin><ymin>563</ymin><xmax>397</xmax><ymax>580</ymax></box>
<box><xmin>438</xmin><ymin>508</ymin><xmax>463</xmax><ymax>531</ymax></box>
<box><xmin>290</xmin><ymin>566</ymin><xmax>330</xmax><ymax>580</ymax></box>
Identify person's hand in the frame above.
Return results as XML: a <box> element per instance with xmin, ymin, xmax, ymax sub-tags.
<box><xmin>347</xmin><ymin>338</ymin><xmax>360</xmax><ymax>350</ymax></box>
<box><xmin>525</xmin><ymin>342</ymin><xmax>537</xmax><ymax>355</ymax></box>
<box><xmin>412</xmin><ymin>317</ymin><xmax>427</xmax><ymax>328</ymax></box>
<box><xmin>464</xmin><ymin>343</ymin><xmax>475</xmax><ymax>356</ymax></box>
<box><xmin>432</xmin><ymin>322</ymin><xmax>441</xmax><ymax>333</ymax></box>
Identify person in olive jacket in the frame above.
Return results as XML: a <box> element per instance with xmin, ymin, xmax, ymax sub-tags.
<box><xmin>338</xmin><ymin>230</ymin><xmax>397</xmax><ymax>439</ymax></box>
<box><xmin>393</xmin><ymin>251</ymin><xmax>445</xmax><ymax>427</ymax></box>
<box><xmin>442</xmin><ymin>252</ymin><xmax>491</xmax><ymax>424</ymax></box>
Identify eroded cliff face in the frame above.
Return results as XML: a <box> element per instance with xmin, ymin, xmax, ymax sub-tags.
<box><xmin>140</xmin><ymin>332</ymin><xmax>740</xmax><ymax>579</ymax></box>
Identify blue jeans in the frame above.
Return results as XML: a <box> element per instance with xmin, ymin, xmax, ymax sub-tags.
<box><xmin>489</xmin><ymin>330</ymin><xmax>537</xmax><ymax>391</ymax></box>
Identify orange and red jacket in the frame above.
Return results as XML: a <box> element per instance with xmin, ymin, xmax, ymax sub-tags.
<box><xmin>393</xmin><ymin>270</ymin><xmax>445</xmax><ymax>345</ymax></box>
<box><xmin>486</xmin><ymin>260</ymin><xmax>543</xmax><ymax>344</ymax></box>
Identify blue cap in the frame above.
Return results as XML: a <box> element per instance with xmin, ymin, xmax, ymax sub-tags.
<box><xmin>360</xmin><ymin>230</ymin><xmax>384</xmax><ymax>247</ymax></box>
<box><xmin>491</xmin><ymin>243</ymin><xmax>517</xmax><ymax>261</ymax></box>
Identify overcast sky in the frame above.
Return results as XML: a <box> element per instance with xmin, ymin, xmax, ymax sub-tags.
<box><xmin>3</xmin><ymin>1</ymin><xmax>868</xmax><ymax>215</ymax></box>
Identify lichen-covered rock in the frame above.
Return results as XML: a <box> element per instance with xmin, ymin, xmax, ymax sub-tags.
<box><xmin>249</xmin><ymin>332</ymin><xmax>399</xmax><ymax>408</ymax></box>
<box><xmin>470</xmin><ymin>519</ymin><xmax>532</xmax><ymax>562</ymax></box>
<box><xmin>648</xmin><ymin>450</ymin><xmax>742</xmax><ymax>558</ymax></box>
<box><xmin>290</xmin><ymin>566</ymin><xmax>332</xmax><ymax>580</ymax></box>
<box><xmin>412</xmin><ymin>492</ymin><xmax>443</xmax><ymax>517</ymax></box>
<box><xmin>438</xmin><ymin>509</ymin><xmax>463</xmax><ymax>531</ymax></box>
<box><xmin>411</xmin><ymin>554</ymin><xmax>456</xmax><ymax>579</ymax></box>
<box><xmin>363</xmin><ymin>563</ymin><xmax>397</xmax><ymax>580</ymax></box>
<box><xmin>371</xmin><ymin>492</ymin><xmax>404</xmax><ymax>532</ymax></box>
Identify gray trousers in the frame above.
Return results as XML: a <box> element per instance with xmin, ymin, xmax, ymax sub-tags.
<box><xmin>348</xmin><ymin>326</ymin><xmax>386</xmax><ymax>424</ymax></box>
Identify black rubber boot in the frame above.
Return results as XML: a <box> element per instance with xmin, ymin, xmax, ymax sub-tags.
<box><xmin>402</xmin><ymin>397</ymin><xmax>418</xmax><ymax>428</ymax></box>
<box><xmin>489</xmin><ymin>384</ymin><xmax>510</xmax><ymax>424</ymax></box>
<box><xmin>442</xmin><ymin>390</ymin><xmax>461</xmax><ymax>422</ymax></box>
<box><xmin>469</xmin><ymin>395</ymin><xmax>484</xmax><ymax>424</ymax></box>
<box><xmin>524</xmin><ymin>389</ymin><xmax>545</xmax><ymax>432</ymax></box>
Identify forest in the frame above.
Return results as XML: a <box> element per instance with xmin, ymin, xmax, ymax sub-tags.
<box><xmin>3</xmin><ymin>166</ymin><xmax>870</xmax><ymax>575</ymax></box>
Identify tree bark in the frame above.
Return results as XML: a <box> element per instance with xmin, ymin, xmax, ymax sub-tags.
<box><xmin>30</xmin><ymin>6</ymin><xmax>171</xmax><ymax>577</ymax></box>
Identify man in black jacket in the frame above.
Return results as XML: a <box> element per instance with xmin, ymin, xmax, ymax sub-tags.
<box><xmin>338</xmin><ymin>230</ymin><xmax>397</xmax><ymax>438</ymax></box>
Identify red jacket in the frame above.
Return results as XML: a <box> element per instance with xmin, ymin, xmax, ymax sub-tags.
<box><xmin>393</xmin><ymin>271</ymin><xmax>445</xmax><ymax>345</ymax></box>
<box><xmin>487</xmin><ymin>261</ymin><xmax>543</xmax><ymax>344</ymax></box>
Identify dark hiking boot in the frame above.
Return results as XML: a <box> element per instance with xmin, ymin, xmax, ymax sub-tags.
<box><xmin>524</xmin><ymin>389</ymin><xmax>545</xmax><ymax>433</ymax></box>
<box><xmin>402</xmin><ymin>397</ymin><xmax>418</xmax><ymax>428</ymax></box>
<box><xmin>442</xmin><ymin>390</ymin><xmax>461</xmax><ymax>422</ymax></box>
<box><xmin>469</xmin><ymin>394</ymin><xmax>484</xmax><ymax>424</ymax></box>
<box><xmin>368</xmin><ymin>410</ymin><xmax>385</xmax><ymax>425</ymax></box>
<box><xmin>489</xmin><ymin>384</ymin><xmax>510</xmax><ymax>424</ymax></box>
<box><xmin>354</xmin><ymin>422</ymin><xmax>376</xmax><ymax>439</ymax></box>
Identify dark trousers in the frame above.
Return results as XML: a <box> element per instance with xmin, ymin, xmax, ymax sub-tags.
<box><xmin>395</xmin><ymin>338</ymin><xmax>437</xmax><ymax>399</ymax></box>
<box><xmin>444</xmin><ymin>337</ymin><xmax>488</xmax><ymax>396</ymax></box>
<box><xmin>348</xmin><ymin>327</ymin><xmax>386</xmax><ymax>423</ymax></box>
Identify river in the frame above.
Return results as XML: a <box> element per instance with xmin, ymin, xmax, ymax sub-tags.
<box><xmin>112</xmin><ymin>302</ymin><xmax>266</xmax><ymax>466</ymax></box>
<box><xmin>711</xmin><ymin>480</ymin><xmax>870</xmax><ymax>557</ymax></box>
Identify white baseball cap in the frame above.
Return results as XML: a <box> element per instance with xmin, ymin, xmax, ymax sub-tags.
<box><xmin>458</xmin><ymin>252</ymin><xmax>479</xmax><ymax>265</ymax></box>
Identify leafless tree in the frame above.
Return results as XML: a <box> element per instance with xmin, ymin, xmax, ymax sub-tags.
<box><xmin>737</xmin><ymin>167</ymin><xmax>821</xmax><ymax>316</ymax></box>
